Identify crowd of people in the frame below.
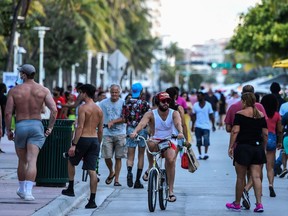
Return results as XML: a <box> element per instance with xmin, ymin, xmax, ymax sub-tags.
<box><xmin>2</xmin><ymin>63</ymin><xmax>288</xmax><ymax>213</ymax></box>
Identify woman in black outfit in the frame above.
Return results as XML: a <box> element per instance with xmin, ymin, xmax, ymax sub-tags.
<box><xmin>226</xmin><ymin>92</ymin><xmax>268</xmax><ymax>213</ymax></box>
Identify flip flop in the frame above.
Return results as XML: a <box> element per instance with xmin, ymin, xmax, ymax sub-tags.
<box><xmin>168</xmin><ymin>194</ymin><xmax>177</xmax><ymax>202</ymax></box>
<box><xmin>142</xmin><ymin>170</ymin><xmax>149</xmax><ymax>182</ymax></box>
<box><xmin>105</xmin><ymin>174</ymin><xmax>115</xmax><ymax>185</ymax></box>
<box><xmin>114</xmin><ymin>182</ymin><xmax>122</xmax><ymax>186</ymax></box>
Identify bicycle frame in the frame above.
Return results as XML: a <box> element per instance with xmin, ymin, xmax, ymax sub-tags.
<box><xmin>135</xmin><ymin>135</ymin><xmax>173</xmax><ymax>212</ymax></box>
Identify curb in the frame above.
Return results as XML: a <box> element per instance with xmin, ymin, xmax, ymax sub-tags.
<box><xmin>31</xmin><ymin>181</ymin><xmax>89</xmax><ymax>216</ymax></box>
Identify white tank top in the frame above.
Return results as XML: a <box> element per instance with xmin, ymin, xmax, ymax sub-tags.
<box><xmin>152</xmin><ymin>108</ymin><xmax>174</xmax><ymax>139</ymax></box>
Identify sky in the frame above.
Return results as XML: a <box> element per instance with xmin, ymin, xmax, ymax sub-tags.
<box><xmin>159</xmin><ymin>0</ymin><xmax>261</xmax><ymax>48</ymax></box>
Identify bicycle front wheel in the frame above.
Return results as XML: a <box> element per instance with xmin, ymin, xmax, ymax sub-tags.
<box><xmin>148</xmin><ymin>169</ymin><xmax>158</xmax><ymax>212</ymax></box>
<box><xmin>159</xmin><ymin>169</ymin><xmax>168</xmax><ymax>210</ymax></box>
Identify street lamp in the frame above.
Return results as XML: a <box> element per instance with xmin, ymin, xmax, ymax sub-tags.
<box><xmin>33</xmin><ymin>26</ymin><xmax>50</xmax><ymax>85</ymax></box>
<box><xmin>71</xmin><ymin>63</ymin><xmax>79</xmax><ymax>88</ymax></box>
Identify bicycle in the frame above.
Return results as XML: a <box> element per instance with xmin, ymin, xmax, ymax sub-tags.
<box><xmin>135</xmin><ymin>134</ymin><xmax>177</xmax><ymax>212</ymax></box>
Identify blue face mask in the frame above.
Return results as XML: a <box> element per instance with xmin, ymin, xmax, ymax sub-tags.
<box><xmin>16</xmin><ymin>77</ymin><xmax>23</xmax><ymax>85</ymax></box>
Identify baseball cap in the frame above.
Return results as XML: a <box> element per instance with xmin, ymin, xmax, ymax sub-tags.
<box><xmin>158</xmin><ymin>92</ymin><xmax>170</xmax><ymax>101</ymax></box>
<box><xmin>242</xmin><ymin>85</ymin><xmax>254</xmax><ymax>94</ymax></box>
<box><xmin>17</xmin><ymin>64</ymin><xmax>36</xmax><ymax>75</ymax></box>
<box><xmin>131</xmin><ymin>83</ymin><xmax>143</xmax><ymax>98</ymax></box>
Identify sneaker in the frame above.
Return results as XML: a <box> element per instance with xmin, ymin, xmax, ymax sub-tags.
<box><xmin>24</xmin><ymin>194</ymin><xmax>35</xmax><ymax>201</ymax></box>
<box><xmin>16</xmin><ymin>188</ymin><xmax>25</xmax><ymax>199</ymax></box>
<box><xmin>85</xmin><ymin>200</ymin><xmax>97</xmax><ymax>209</ymax></box>
<box><xmin>203</xmin><ymin>155</ymin><xmax>209</xmax><ymax>160</ymax></box>
<box><xmin>134</xmin><ymin>180</ymin><xmax>144</xmax><ymax>189</ymax></box>
<box><xmin>242</xmin><ymin>189</ymin><xmax>250</xmax><ymax>210</ymax></box>
<box><xmin>226</xmin><ymin>202</ymin><xmax>241</xmax><ymax>212</ymax></box>
<box><xmin>0</xmin><ymin>148</ymin><xmax>5</xmax><ymax>153</ymax></box>
<box><xmin>198</xmin><ymin>156</ymin><xmax>203</xmax><ymax>160</ymax></box>
<box><xmin>127</xmin><ymin>172</ymin><xmax>133</xmax><ymax>188</ymax></box>
<box><xmin>269</xmin><ymin>186</ymin><xmax>276</xmax><ymax>197</ymax></box>
<box><xmin>61</xmin><ymin>188</ymin><xmax>75</xmax><ymax>197</ymax></box>
<box><xmin>274</xmin><ymin>164</ymin><xmax>282</xmax><ymax>176</ymax></box>
<box><xmin>279</xmin><ymin>169</ymin><xmax>288</xmax><ymax>178</ymax></box>
<box><xmin>254</xmin><ymin>203</ymin><xmax>264</xmax><ymax>213</ymax></box>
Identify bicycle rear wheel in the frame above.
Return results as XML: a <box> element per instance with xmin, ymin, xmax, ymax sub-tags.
<box><xmin>148</xmin><ymin>169</ymin><xmax>157</xmax><ymax>212</ymax></box>
<box><xmin>159</xmin><ymin>169</ymin><xmax>168</xmax><ymax>210</ymax></box>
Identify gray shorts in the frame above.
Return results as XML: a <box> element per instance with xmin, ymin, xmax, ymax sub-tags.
<box><xmin>101</xmin><ymin>135</ymin><xmax>127</xmax><ymax>159</ymax></box>
<box><xmin>15</xmin><ymin>119</ymin><xmax>45</xmax><ymax>149</ymax></box>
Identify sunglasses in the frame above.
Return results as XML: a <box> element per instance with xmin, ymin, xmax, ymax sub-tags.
<box><xmin>160</xmin><ymin>99</ymin><xmax>171</xmax><ymax>104</ymax></box>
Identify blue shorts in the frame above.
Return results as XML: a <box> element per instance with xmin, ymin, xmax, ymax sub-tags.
<box><xmin>126</xmin><ymin>126</ymin><xmax>148</xmax><ymax>148</ymax></box>
<box><xmin>195</xmin><ymin>127</ymin><xmax>210</xmax><ymax>147</ymax></box>
<box><xmin>14</xmin><ymin>119</ymin><xmax>45</xmax><ymax>149</ymax></box>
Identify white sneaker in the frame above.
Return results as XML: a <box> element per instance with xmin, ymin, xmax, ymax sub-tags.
<box><xmin>16</xmin><ymin>188</ymin><xmax>25</xmax><ymax>199</ymax></box>
<box><xmin>24</xmin><ymin>194</ymin><xmax>35</xmax><ymax>201</ymax></box>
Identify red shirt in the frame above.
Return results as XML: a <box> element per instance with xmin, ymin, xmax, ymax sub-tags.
<box><xmin>224</xmin><ymin>101</ymin><xmax>267</xmax><ymax>126</ymax></box>
<box><xmin>53</xmin><ymin>96</ymin><xmax>66</xmax><ymax>119</ymax></box>
<box><xmin>267</xmin><ymin>112</ymin><xmax>281</xmax><ymax>133</ymax></box>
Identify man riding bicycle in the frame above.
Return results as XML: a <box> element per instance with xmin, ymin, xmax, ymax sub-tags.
<box><xmin>130</xmin><ymin>92</ymin><xmax>184</xmax><ymax>202</ymax></box>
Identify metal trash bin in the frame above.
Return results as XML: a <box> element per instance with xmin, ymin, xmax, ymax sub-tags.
<box><xmin>36</xmin><ymin>119</ymin><xmax>74</xmax><ymax>187</ymax></box>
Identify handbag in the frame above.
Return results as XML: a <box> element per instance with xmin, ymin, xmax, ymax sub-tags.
<box><xmin>181</xmin><ymin>151</ymin><xmax>189</xmax><ymax>169</ymax></box>
<box><xmin>185</xmin><ymin>147</ymin><xmax>199</xmax><ymax>173</ymax></box>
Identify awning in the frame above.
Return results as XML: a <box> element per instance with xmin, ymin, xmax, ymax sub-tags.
<box><xmin>273</xmin><ymin>59</ymin><xmax>288</xmax><ymax>68</ymax></box>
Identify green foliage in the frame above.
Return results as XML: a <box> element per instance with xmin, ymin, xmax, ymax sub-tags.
<box><xmin>228</xmin><ymin>0</ymin><xmax>288</xmax><ymax>63</ymax></box>
<box><xmin>0</xmin><ymin>0</ymin><xmax>159</xmax><ymax>84</ymax></box>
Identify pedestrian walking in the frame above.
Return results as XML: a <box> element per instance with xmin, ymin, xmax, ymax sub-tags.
<box><xmin>61</xmin><ymin>84</ymin><xmax>103</xmax><ymax>209</ymax></box>
<box><xmin>260</xmin><ymin>94</ymin><xmax>283</xmax><ymax>197</ymax></box>
<box><xmin>166</xmin><ymin>87</ymin><xmax>189</xmax><ymax>153</ymax></box>
<box><xmin>130</xmin><ymin>92</ymin><xmax>184</xmax><ymax>202</ymax></box>
<box><xmin>99</xmin><ymin>84</ymin><xmax>126</xmax><ymax>187</ymax></box>
<box><xmin>122</xmin><ymin>83</ymin><xmax>150</xmax><ymax>188</ymax></box>
<box><xmin>191</xmin><ymin>91</ymin><xmax>216</xmax><ymax>160</ymax></box>
<box><xmin>5</xmin><ymin>64</ymin><xmax>57</xmax><ymax>201</ymax></box>
<box><xmin>0</xmin><ymin>83</ymin><xmax>7</xmax><ymax>153</ymax></box>
<box><xmin>226</xmin><ymin>92</ymin><xmax>267</xmax><ymax>213</ymax></box>
<box><xmin>224</xmin><ymin>84</ymin><xmax>267</xmax><ymax>210</ymax></box>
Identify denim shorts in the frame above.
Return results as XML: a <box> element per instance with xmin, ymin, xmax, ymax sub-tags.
<box><xmin>195</xmin><ymin>127</ymin><xmax>210</xmax><ymax>147</ymax></box>
<box><xmin>126</xmin><ymin>126</ymin><xmax>148</xmax><ymax>148</ymax></box>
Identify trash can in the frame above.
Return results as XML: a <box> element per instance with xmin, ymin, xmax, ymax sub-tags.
<box><xmin>36</xmin><ymin>119</ymin><xmax>74</xmax><ymax>187</ymax></box>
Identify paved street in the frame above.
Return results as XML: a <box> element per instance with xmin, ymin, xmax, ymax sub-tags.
<box><xmin>1</xmin><ymin>129</ymin><xmax>288</xmax><ymax>216</ymax></box>
<box><xmin>67</xmin><ymin>129</ymin><xmax>288</xmax><ymax>216</ymax></box>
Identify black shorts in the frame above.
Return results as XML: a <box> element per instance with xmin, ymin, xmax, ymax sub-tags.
<box><xmin>69</xmin><ymin>137</ymin><xmax>100</xmax><ymax>171</ymax></box>
<box><xmin>234</xmin><ymin>144</ymin><xmax>267</xmax><ymax>167</ymax></box>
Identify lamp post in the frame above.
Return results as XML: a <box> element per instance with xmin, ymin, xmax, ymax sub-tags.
<box><xmin>71</xmin><ymin>63</ymin><xmax>79</xmax><ymax>88</ymax></box>
<box><xmin>33</xmin><ymin>26</ymin><xmax>50</xmax><ymax>85</ymax></box>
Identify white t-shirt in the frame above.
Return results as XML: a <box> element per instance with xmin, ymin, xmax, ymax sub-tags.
<box><xmin>193</xmin><ymin>102</ymin><xmax>213</xmax><ymax>130</ymax></box>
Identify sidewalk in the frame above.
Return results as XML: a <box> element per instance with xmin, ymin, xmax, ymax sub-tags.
<box><xmin>0</xmin><ymin>135</ymin><xmax>114</xmax><ymax>216</ymax></box>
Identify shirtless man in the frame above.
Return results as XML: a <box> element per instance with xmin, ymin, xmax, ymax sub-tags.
<box><xmin>130</xmin><ymin>92</ymin><xmax>184</xmax><ymax>202</ymax></box>
<box><xmin>61</xmin><ymin>84</ymin><xmax>103</xmax><ymax>209</ymax></box>
<box><xmin>5</xmin><ymin>64</ymin><xmax>57</xmax><ymax>201</ymax></box>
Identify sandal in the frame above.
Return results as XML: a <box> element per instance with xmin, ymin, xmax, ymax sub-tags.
<box><xmin>168</xmin><ymin>194</ymin><xmax>177</xmax><ymax>202</ymax></box>
<box><xmin>105</xmin><ymin>174</ymin><xmax>115</xmax><ymax>185</ymax></box>
<box><xmin>114</xmin><ymin>182</ymin><xmax>122</xmax><ymax>186</ymax></box>
<box><xmin>142</xmin><ymin>170</ymin><xmax>149</xmax><ymax>182</ymax></box>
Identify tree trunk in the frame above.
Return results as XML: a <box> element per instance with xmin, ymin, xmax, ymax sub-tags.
<box><xmin>6</xmin><ymin>0</ymin><xmax>24</xmax><ymax>72</ymax></box>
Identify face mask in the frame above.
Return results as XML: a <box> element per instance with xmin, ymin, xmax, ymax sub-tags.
<box><xmin>16</xmin><ymin>77</ymin><xmax>23</xmax><ymax>85</ymax></box>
